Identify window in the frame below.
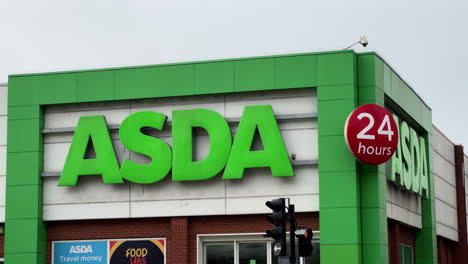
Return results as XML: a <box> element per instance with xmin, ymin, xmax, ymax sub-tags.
<box><xmin>203</xmin><ymin>240</ymin><xmax>269</xmax><ymax>264</ymax></box>
<box><xmin>198</xmin><ymin>233</ymin><xmax>320</xmax><ymax>264</ymax></box>
<box><xmin>399</xmin><ymin>244</ymin><xmax>414</xmax><ymax>264</ymax></box>
<box><xmin>204</xmin><ymin>242</ymin><xmax>235</xmax><ymax>264</ymax></box>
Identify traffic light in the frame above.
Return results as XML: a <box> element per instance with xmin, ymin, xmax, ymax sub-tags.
<box><xmin>296</xmin><ymin>228</ymin><xmax>313</xmax><ymax>257</ymax></box>
<box><xmin>265</xmin><ymin>198</ymin><xmax>287</xmax><ymax>256</ymax></box>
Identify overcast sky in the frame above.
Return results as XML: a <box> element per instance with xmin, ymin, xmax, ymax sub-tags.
<box><xmin>1</xmin><ymin>0</ymin><xmax>467</xmax><ymax>151</ymax></box>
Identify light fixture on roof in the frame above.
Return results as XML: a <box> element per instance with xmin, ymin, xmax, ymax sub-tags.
<box><xmin>343</xmin><ymin>36</ymin><xmax>368</xmax><ymax>50</ymax></box>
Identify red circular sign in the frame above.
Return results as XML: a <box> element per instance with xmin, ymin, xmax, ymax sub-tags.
<box><xmin>344</xmin><ymin>104</ymin><xmax>399</xmax><ymax>165</ymax></box>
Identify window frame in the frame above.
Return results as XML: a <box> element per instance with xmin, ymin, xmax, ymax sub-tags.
<box><xmin>197</xmin><ymin>232</ymin><xmax>320</xmax><ymax>264</ymax></box>
<box><xmin>399</xmin><ymin>244</ymin><xmax>414</xmax><ymax>264</ymax></box>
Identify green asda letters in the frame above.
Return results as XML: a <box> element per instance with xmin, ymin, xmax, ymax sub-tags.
<box><xmin>59</xmin><ymin>105</ymin><xmax>294</xmax><ymax>186</ymax></box>
<box><xmin>389</xmin><ymin>115</ymin><xmax>429</xmax><ymax>198</ymax></box>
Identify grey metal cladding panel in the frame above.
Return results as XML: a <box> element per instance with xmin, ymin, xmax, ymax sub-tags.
<box><xmin>0</xmin><ymin>85</ymin><xmax>6</xmax><ymax>223</ymax></box>
<box><xmin>465</xmin><ymin>176</ymin><xmax>468</xmax><ymax>194</ymax></box>
<box><xmin>466</xmin><ymin>195</ymin><xmax>468</xmax><ymax>214</ymax></box>
<box><xmin>464</xmin><ymin>155</ymin><xmax>468</xmax><ymax>175</ymax></box>
<box><xmin>386</xmin><ymin>182</ymin><xmax>422</xmax><ymax>229</ymax></box>
<box><xmin>0</xmin><ymin>85</ymin><xmax>7</xmax><ymax>116</ymax></box>
<box><xmin>434</xmin><ymin>175</ymin><xmax>457</xmax><ymax>207</ymax></box>
<box><xmin>432</xmin><ymin>127</ymin><xmax>455</xmax><ymax>165</ymax></box>
<box><xmin>435</xmin><ymin>198</ymin><xmax>458</xmax><ymax>235</ymax></box>
<box><xmin>432</xmin><ymin>150</ymin><xmax>456</xmax><ymax>186</ymax></box>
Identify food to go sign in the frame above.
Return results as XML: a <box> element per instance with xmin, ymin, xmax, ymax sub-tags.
<box><xmin>53</xmin><ymin>238</ymin><xmax>165</xmax><ymax>264</ymax></box>
<box><xmin>344</xmin><ymin>104</ymin><xmax>399</xmax><ymax>165</ymax></box>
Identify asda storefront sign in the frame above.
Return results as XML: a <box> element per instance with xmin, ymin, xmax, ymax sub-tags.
<box><xmin>389</xmin><ymin>115</ymin><xmax>429</xmax><ymax>199</ymax></box>
<box><xmin>59</xmin><ymin>105</ymin><xmax>294</xmax><ymax>186</ymax></box>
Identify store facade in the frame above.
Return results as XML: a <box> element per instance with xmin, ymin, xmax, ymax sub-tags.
<box><xmin>1</xmin><ymin>50</ymin><xmax>467</xmax><ymax>264</ymax></box>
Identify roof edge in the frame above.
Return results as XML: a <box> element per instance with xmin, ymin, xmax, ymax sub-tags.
<box><xmin>9</xmin><ymin>49</ymin><xmax>355</xmax><ymax>79</ymax></box>
<box><xmin>357</xmin><ymin>51</ymin><xmax>431</xmax><ymax>111</ymax></box>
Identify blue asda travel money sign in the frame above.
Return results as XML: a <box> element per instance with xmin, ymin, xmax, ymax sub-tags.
<box><xmin>53</xmin><ymin>241</ymin><xmax>108</xmax><ymax>264</ymax></box>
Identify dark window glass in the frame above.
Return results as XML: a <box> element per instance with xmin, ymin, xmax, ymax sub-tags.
<box><xmin>205</xmin><ymin>243</ymin><xmax>235</xmax><ymax>264</ymax></box>
<box><xmin>239</xmin><ymin>243</ymin><xmax>267</xmax><ymax>264</ymax></box>
<box><xmin>399</xmin><ymin>245</ymin><xmax>413</xmax><ymax>264</ymax></box>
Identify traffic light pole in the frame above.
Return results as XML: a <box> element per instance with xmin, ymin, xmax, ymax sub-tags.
<box><xmin>289</xmin><ymin>203</ymin><xmax>296</xmax><ymax>264</ymax></box>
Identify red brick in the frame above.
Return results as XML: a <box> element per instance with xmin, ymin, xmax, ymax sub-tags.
<box><xmin>46</xmin><ymin>213</ymin><xmax>319</xmax><ymax>264</ymax></box>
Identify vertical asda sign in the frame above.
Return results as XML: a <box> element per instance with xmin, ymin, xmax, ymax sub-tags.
<box><xmin>59</xmin><ymin>105</ymin><xmax>294</xmax><ymax>186</ymax></box>
<box><xmin>389</xmin><ymin>115</ymin><xmax>430</xmax><ymax>199</ymax></box>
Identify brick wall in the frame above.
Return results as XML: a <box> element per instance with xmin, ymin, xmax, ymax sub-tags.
<box><xmin>388</xmin><ymin>220</ymin><xmax>415</xmax><ymax>264</ymax></box>
<box><xmin>388</xmin><ymin>221</ymin><xmax>399</xmax><ymax>264</ymax></box>
<box><xmin>437</xmin><ymin>237</ymin><xmax>456</xmax><ymax>264</ymax></box>
<box><xmin>399</xmin><ymin>224</ymin><xmax>415</xmax><ymax>247</ymax></box>
<box><xmin>47</xmin><ymin>212</ymin><xmax>319</xmax><ymax>264</ymax></box>
<box><xmin>0</xmin><ymin>234</ymin><xmax>3</xmax><ymax>258</ymax></box>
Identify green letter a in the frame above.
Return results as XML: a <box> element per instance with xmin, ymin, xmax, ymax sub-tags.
<box><xmin>223</xmin><ymin>105</ymin><xmax>294</xmax><ymax>179</ymax></box>
<box><xmin>59</xmin><ymin>115</ymin><xmax>122</xmax><ymax>186</ymax></box>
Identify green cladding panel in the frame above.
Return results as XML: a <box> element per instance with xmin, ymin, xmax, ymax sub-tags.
<box><xmin>5</xmin><ymin>49</ymin><xmax>435</xmax><ymax>264</ymax></box>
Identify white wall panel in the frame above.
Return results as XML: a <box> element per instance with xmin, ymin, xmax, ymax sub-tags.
<box><xmin>434</xmin><ymin>176</ymin><xmax>457</xmax><ymax>207</ymax></box>
<box><xmin>0</xmin><ymin>85</ymin><xmax>7</xmax><ymax>115</ymax></box>
<box><xmin>465</xmin><ymin>155</ymin><xmax>468</xmax><ymax>196</ymax></box>
<box><xmin>44</xmin><ymin>138</ymin><xmax>128</xmax><ymax>173</ymax></box>
<box><xmin>43</xmin><ymin>177</ymin><xmax>130</xmax><ymax>204</ymax></box>
<box><xmin>387</xmin><ymin>201</ymin><xmax>422</xmax><ymax>228</ymax></box>
<box><xmin>279</xmin><ymin>119</ymin><xmax>317</xmax><ymax>130</ymax></box>
<box><xmin>44</xmin><ymin>202</ymin><xmax>130</xmax><ymax>221</ymax></box>
<box><xmin>432</xmin><ymin>128</ymin><xmax>455</xmax><ymax>165</ymax></box>
<box><xmin>0</xmin><ymin>207</ymin><xmax>4</xmax><ymax>222</ymax></box>
<box><xmin>130</xmin><ymin>97</ymin><xmax>226</xmax><ymax>121</ymax></box>
<box><xmin>0</xmin><ymin>176</ymin><xmax>5</xmax><ymax>207</ymax></box>
<box><xmin>225</xmin><ymin>95</ymin><xmax>316</xmax><ymax>119</ymax></box>
<box><xmin>386</xmin><ymin>183</ymin><xmax>422</xmax><ymax>228</ymax></box>
<box><xmin>435</xmin><ymin>199</ymin><xmax>458</xmax><ymax>228</ymax></box>
<box><xmin>130</xmin><ymin>176</ymin><xmax>225</xmax><ymax>201</ymax></box>
<box><xmin>432</xmin><ymin>127</ymin><xmax>459</xmax><ymax>241</ymax></box>
<box><xmin>435</xmin><ymin>199</ymin><xmax>459</xmax><ymax>241</ymax></box>
<box><xmin>226</xmin><ymin>166</ymin><xmax>318</xmax><ymax>198</ymax></box>
<box><xmin>43</xmin><ymin>89</ymin><xmax>318</xmax><ymax>220</ymax></box>
<box><xmin>281</xmin><ymin>129</ymin><xmax>318</xmax><ymax>160</ymax></box>
<box><xmin>45</xmin><ymin>105</ymin><xmax>131</xmax><ymax>129</ymax></box>
<box><xmin>0</xmin><ymin>176</ymin><xmax>5</xmax><ymax>221</ymax></box>
<box><xmin>0</xmin><ymin>146</ymin><xmax>6</xmax><ymax>176</ymax></box>
<box><xmin>226</xmin><ymin>194</ymin><xmax>319</xmax><ymax>215</ymax></box>
<box><xmin>0</xmin><ymin>85</ymin><xmax>6</xmax><ymax>224</ymax></box>
<box><xmin>436</xmin><ymin>223</ymin><xmax>458</xmax><ymax>242</ymax></box>
<box><xmin>432</xmin><ymin>151</ymin><xmax>456</xmax><ymax>186</ymax></box>
<box><xmin>0</xmin><ymin>116</ymin><xmax>6</xmax><ymax>146</ymax></box>
<box><xmin>46</xmin><ymin>101</ymin><xmax>131</xmax><ymax>114</ymax></box>
<box><xmin>131</xmin><ymin>199</ymin><xmax>225</xmax><ymax>218</ymax></box>
<box><xmin>464</xmin><ymin>155</ymin><xmax>468</xmax><ymax>176</ymax></box>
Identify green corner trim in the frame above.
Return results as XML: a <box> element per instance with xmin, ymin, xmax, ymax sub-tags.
<box><xmin>357</xmin><ymin>53</ymin><xmax>436</xmax><ymax>264</ymax></box>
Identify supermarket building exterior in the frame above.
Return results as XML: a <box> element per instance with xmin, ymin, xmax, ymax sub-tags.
<box><xmin>0</xmin><ymin>50</ymin><xmax>467</xmax><ymax>264</ymax></box>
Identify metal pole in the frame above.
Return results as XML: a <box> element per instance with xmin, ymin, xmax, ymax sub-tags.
<box><xmin>289</xmin><ymin>204</ymin><xmax>296</xmax><ymax>264</ymax></box>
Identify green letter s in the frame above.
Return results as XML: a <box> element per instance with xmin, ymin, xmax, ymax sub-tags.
<box><xmin>400</xmin><ymin>122</ymin><xmax>412</xmax><ymax>190</ymax></box>
<box><xmin>119</xmin><ymin>111</ymin><xmax>172</xmax><ymax>184</ymax></box>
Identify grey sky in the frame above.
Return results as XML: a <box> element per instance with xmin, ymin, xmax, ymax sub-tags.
<box><xmin>1</xmin><ymin>0</ymin><xmax>467</xmax><ymax>150</ymax></box>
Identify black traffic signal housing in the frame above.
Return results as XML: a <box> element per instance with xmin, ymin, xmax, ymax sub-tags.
<box><xmin>296</xmin><ymin>228</ymin><xmax>314</xmax><ymax>257</ymax></box>
<box><xmin>265</xmin><ymin>198</ymin><xmax>287</xmax><ymax>256</ymax></box>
